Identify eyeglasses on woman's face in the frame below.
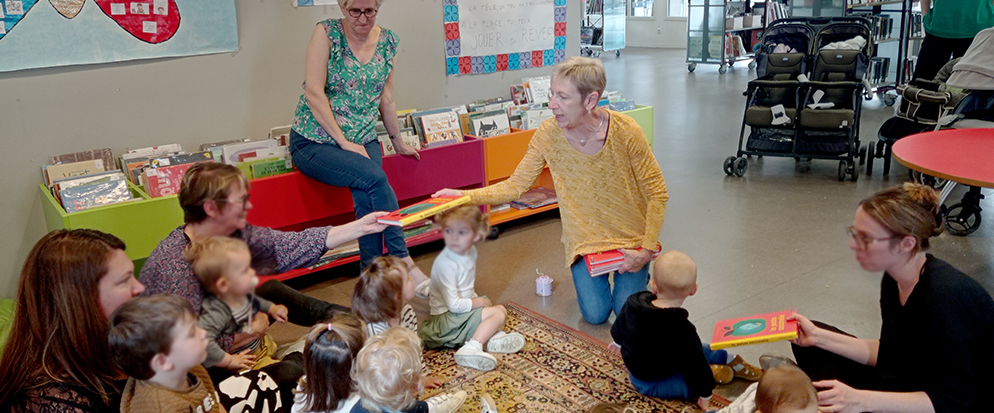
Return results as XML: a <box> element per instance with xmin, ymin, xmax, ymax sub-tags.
<box><xmin>348</xmin><ymin>8</ymin><xmax>378</xmax><ymax>19</ymax></box>
<box><xmin>846</xmin><ymin>225</ymin><xmax>898</xmax><ymax>250</ymax></box>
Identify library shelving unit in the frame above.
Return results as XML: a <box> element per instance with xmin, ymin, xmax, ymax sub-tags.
<box><xmin>38</xmin><ymin>106</ymin><xmax>654</xmax><ymax>282</ymax></box>
<box><xmin>40</xmin><ymin>137</ymin><xmax>486</xmax><ymax>281</ymax></box>
<box><xmin>687</xmin><ymin>0</ymin><xmax>765</xmax><ymax>73</ymax></box>
<box><xmin>581</xmin><ymin>0</ymin><xmax>626</xmax><ymax>58</ymax></box>
<box><xmin>845</xmin><ymin>0</ymin><xmax>920</xmax><ymax>104</ymax></box>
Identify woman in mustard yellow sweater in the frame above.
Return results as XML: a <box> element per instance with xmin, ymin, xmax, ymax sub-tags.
<box><xmin>435</xmin><ymin>57</ymin><xmax>668</xmax><ymax>324</ymax></box>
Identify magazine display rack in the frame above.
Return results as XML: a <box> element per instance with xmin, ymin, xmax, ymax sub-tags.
<box><xmin>39</xmin><ymin>106</ymin><xmax>654</xmax><ymax>281</ymax></box>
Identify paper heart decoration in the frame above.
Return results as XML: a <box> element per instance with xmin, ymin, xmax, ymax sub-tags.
<box><xmin>94</xmin><ymin>0</ymin><xmax>179</xmax><ymax>43</ymax></box>
<box><xmin>50</xmin><ymin>0</ymin><xmax>83</xmax><ymax>18</ymax></box>
<box><xmin>0</xmin><ymin>0</ymin><xmax>178</xmax><ymax>43</ymax></box>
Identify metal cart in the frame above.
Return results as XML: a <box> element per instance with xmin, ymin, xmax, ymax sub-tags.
<box><xmin>581</xmin><ymin>0</ymin><xmax>626</xmax><ymax>58</ymax></box>
<box><xmin>687</xmin><ymin>0</ymin><xmax>762</xmax><ymax>73</ymax></box>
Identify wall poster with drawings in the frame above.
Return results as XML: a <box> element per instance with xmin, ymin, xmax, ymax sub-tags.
<box><xmin>444</xmin><ymin>0</ymin><xmax>566</xmax><ymax>76</ymax></box>
<box><xmin>0</xmin><ymin>0</ymin><xmax>237</xmax><ymax>73</ymax></box>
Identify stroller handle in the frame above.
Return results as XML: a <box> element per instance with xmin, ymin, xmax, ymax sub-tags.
<box><xmin>767</xmin><ymin>16</ymin><xmax>872</xmax><ymax>29</ymax></box>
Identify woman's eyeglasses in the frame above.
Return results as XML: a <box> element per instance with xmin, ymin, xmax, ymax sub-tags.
<box><xmin>348</xmin><ymin>8</ymin><xmax>378</xmax><ymax>18</ymax></box>
<box><xmin>846</xmin><ymin>226</ymin><xmax>897</xmax><ymax>249</ymax></box>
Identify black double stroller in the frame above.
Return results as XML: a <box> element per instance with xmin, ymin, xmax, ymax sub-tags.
<box><xmin>723</xmin><ymin>17</ymin><xmax>873</xmax><ymax>181</ymax></box>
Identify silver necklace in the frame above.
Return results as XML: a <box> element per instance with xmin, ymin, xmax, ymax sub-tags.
<box><xmin>578</xmin><ymin>113</ymin><xmax>605</xmax><ymax>146</ymax></box>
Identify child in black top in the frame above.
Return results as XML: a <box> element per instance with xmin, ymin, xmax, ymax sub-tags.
<box><xmin>610</xmin><ymin>250</ymin><xmax>762</xmax><ymax>406</ymax></box>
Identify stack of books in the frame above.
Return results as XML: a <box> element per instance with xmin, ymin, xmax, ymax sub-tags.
<box><xmin>45</xmin><ymin>148</ymin><xmax>135</xmax><ymax>213</ymax></box>
<box><xmin>583</xmin><ymin>247</ymin><xmax>661</xmax><ymax>277</ymax></box>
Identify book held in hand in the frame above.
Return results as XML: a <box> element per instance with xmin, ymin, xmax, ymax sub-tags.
<box><xmin>710</xmin><ymin>310</ymin><xmax>798</xmax><ymax>350</ymax></box>
<box><xmin>584</xmin><ymin>247</ymin><xmax>661</xmax><ymax>277</ymax></box>
<box><xmin>376</xmin><ymin>195</ymin><xmax>472</xmax><ymax>227</ymax></box>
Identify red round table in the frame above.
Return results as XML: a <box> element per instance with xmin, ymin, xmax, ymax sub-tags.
<box><xmin>892</xmin><ymin>128</ymin><xmax>994</xmax><ymax>235</ymax></box>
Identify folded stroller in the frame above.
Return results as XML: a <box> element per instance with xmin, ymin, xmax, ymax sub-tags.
<box><xmin>725</xmin><ymin>17</ymin><xmax>873</xmax><ymax>181</ymax></box>
<box><xmin>926</xmin><ymin>28</ymin><xmax>994</xmax><ymax>235</ymax></box>
<box><xmin>867</xmin><ymin>60</ymin><xmax>968</xmax><ymax>176</ymax></box>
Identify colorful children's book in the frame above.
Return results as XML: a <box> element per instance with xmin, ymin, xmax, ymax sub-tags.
<box><xmin>710</xmin><ymin>310</ymin><xmax>799</xmax><ymax>350</ymax></box>
<box><xmin>376</xmin><ymin>195</ymin><xmax>472</xmax><ymax>227</ymax></box>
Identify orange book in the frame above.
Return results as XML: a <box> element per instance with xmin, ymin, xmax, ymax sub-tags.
<box><xmin>710</xmin><ymin>310</ymin><xmax>798</xmax><ymax>350</ymax></box>
<box><xmin>376</xmin><ymin>195</ymin><xmax>472</xmax><ymax>227</ymax></box>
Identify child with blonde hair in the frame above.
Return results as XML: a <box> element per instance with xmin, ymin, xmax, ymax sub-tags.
<box><xmin>353</xmin><ymin>327</ymin><xmax>468</xmax><ymax>413</ymax></box>
<box><xmin>611</xmin><ymin>250</ymin><xmax>762</xmax><ymax>407</ymax></box>
<box><xmin>418</xmin><ymin>205</ymin><xmax>526</xmax><ymax>371</ymax></box>
<box><xmin>186</xmin><ymin>236</ymin><xmax>304</xmax><ymax>409</ymax></box>
<box><xmin>292</xmin><ymin>315</ymin><xmax>467</xmax><ymax>413</ymax></box>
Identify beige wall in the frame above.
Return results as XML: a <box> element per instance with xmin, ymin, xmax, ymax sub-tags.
<box><xmin>626</xmin><ymin>1</ymin><xmax>687</xmax><ymax>48</ymax></box>
<box><xmin>0</xmin><ymin>0</ymin><xmax>581</xmax><ymax>298</ymax></box>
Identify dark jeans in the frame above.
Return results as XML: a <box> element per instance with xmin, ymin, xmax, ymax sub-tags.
<box><xmin>256</xmin><ymin>279</ymin><xmax>350</xmax><ymax>327</ymax></box>
<box><xmin>260</xmin><ymin>352</ymin><xmax>305</xmax><ymax>411</ymax></box>
<box><xmin>790</xmin><ymin>320</ymin><xmax>886</xmax><ymax>391</ymax></box>
<box><xmin>913</xmin><ymin>33</ymin><xmax>974</xmax><ymax>81</ymax></box>
<box><xmin>289</xmin><ymin>131</ymin><xmax>409</xmax><ymax>269</ymax></box>
<box><xmin>629</xmin><ymin>344</ymin><xmax>728</xmax><ymax>399</ymax></box>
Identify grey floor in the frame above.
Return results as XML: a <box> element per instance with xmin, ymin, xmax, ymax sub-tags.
<box><xmin>273</xmin><ymin>47</ymin><xmax>994</xmax><ymax>395</ymax></box>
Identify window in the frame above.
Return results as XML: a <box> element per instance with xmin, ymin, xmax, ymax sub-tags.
<box><xmin>669</xmin><ymin>0</ymin><xmax>687</xmax><ymax>17</ymax></box>
<box><xmin>630</xmin><ymin>0</ymin><xmax>654</xmax><ymax>17</ymax></box>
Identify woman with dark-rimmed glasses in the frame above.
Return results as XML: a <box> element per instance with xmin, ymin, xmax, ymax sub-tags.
<box><xmin>789</xmin><ymin>183</ymin><xmax>994</xmax><ymax>413</ymax></box>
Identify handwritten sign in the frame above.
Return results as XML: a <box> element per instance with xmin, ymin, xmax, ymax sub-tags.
<box><xmin>444</xmin><ymin>0</ymin><xmax>567</xmax><ymax>76</ymax></box>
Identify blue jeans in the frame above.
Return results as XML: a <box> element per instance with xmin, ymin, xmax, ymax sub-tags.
<box><xmin>289</xmin><ymin>131</ymin><xmax>409</xmax><ymax>269</ymax></box>
<box><xmin>570</xmin><ymin>258</ymin><xmax>650</xmax><ymax>324</ymax></box>
<box><xmin>629</xmin><ymin>344</ymin><xmax>728</xmax><ymax>399</ymax></box>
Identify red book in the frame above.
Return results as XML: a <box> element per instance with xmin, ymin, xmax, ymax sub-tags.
<box><xmin>144</xmin><ymin>163</ymin><xmax>195</xmax><ymax>197</ymax></box>
<box><xmin>710</xmin><ymin>310</ymin><xmax>798</xmax><ymax>350</ymax></box>
<box><xmin>376</xmin><ymin>195</ymin><xmax>472</xmax><ymax>227</ymax></box>
<box><xmin>584</xmin><ymin>247</ymin><xmax>661</xmax><ymax>277</ymax></box>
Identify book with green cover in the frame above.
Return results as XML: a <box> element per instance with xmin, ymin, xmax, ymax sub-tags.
<box><xmin>250</xmin><ymin>157</ymin><xmax>293</xmax><ymax>179</ymax></box>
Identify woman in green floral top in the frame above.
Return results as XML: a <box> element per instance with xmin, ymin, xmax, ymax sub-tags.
<box><xmin>289</xmin><ymin>0</ymin><xmax>429</xmax><ymax>293</ymax></box>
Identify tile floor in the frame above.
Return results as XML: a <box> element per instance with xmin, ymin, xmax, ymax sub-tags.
<box><xmin>273</xmin><ymin>47</ymin><xmax>994</xmax><ymax>396</ymax></box>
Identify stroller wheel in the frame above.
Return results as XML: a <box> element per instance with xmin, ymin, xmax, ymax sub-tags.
<box><xmin>719</xmin><ymin>64</ymin><xmax>728</xmax><ymax>74</ymax></box>
<box><xmin>723</xmin><ymin>156</ymin><xmax>736</xmax><ymax>176</ymax></box>
<box><xmin>848</xmin><ymin>160</ymin><xmax>859</xmax><ymax>182</ymax></box>
<box><xmin>858</xmin><ymin>144</ymin><xmax>868</xmax><ymax>166</ymax></box>
<box><xmin>883</xmin><ymin>94</ymin><xmax>897</xmax><ymax>107</ymax></box>
<box><xmin>733</xmin><ymin>157</ymin><xmax>748</xmax><ymax>177</ymax></box>
<box><xmin>944</xmin><ymin>203</ymin><xmax>982</xmax><ymax>236</ymax></box>
<box><xmin>688</xmin><ymin>63</ymin><xmax>697</xmax><ymax>73</ymax></box>
<box><xmin>748</xmin><ymin>60</ymin><xmax>757</xmax><ymax>70</ymax></box>
<box><xmin>838</xmin><ymin>161</ymin><xmax>848</xmax><ymax>181</ymax></box>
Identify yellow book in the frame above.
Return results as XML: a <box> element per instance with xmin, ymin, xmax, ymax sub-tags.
<box><xmin>376</xmin><ymin>195</ymin><xmax>472</xmax><ymax>227</ymax></box>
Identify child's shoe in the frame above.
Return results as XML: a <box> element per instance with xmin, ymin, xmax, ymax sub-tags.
<box><xmin>485</xmin><ymin>331</ymin><xmax>525</xmax><ymax>354</ymax></box>
<box><xmin>415</xmin><ymin>280</ymin><xmax>431</xmax><ymax>299</ymax></box>
<box><xmin>710</xmin><ymin>364</ymin><xmax>734</xmax><ymax>384</ymax></box>
<box><xmin>454</xmin><ymin>340</ymin><xmax>497</xmax><ymax>371</ymax></box>
<box><xmin>728</xmin><ymin>355</ymin><xmax>763</xmax><ymax>381</ymax></box>
<box><xmin>426</xmin><ymin>390</ymin><xmax>467</xmax><ymax>413</ymax></box>
<box><xmin>480</xmin><ymin>393</ymin><xmax>498</xmax><ymax>413</ymax></box>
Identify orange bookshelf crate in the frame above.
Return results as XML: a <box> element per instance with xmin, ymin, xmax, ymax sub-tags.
<box><xmin>476</xmin><ymin>129</ymin><xmax>559</xmax><ymax>226</ymax></box>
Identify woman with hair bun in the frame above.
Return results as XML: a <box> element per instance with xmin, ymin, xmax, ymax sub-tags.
<box><xmin>789</xmin><ymin>183</ymin><xmax>994</xmax><ymax>413</ymax></box>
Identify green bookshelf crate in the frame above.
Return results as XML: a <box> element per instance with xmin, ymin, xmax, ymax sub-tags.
<box><xmin>623</xmin><ymin>105</ymin><xmax>655</xmax><ymax>147</ymax></box>
<box><xmin>39</xmin><ymin>183</ymin><xmax>184</xmax><ymax>262</ymax></box>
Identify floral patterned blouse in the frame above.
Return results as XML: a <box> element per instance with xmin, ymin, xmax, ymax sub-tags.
<box><xmin>291</xmin><ymin>19</ymin><xmax>398</xmax><ymax>146</ymax></box>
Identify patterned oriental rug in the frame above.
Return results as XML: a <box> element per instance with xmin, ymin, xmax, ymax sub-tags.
<box><xmin>421</xmin><ymin>303</ymin><xmax>703</xmax><ymax>413</ymax></box>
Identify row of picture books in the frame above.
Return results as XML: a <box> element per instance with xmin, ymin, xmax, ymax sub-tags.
<box><xmin>377</xmin><ymin>75</ymin><xmax>638</xmax><ymax>154</ymax></box>
<box><xmin>42</xmin><ymin>127</ymin><xmax>295</xmax><ymax>214</ymax></box>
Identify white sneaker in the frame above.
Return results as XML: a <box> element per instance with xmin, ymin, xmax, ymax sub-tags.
<box><xmin>415</xmin><ymin>279</ymin><xmax>431</xmax><ymax>299</ymax></box>
<box><xmin>426</xmin><ymin>390</ymin><xmax>467</xmax><ymax>413</ymax></box>
<box><xmin>486</xmin><ymin>331</ymin><xmax>525</xmax><ymax>354</ymax></box>
<box><xmin>453</xmin><ymin>340</ymin><xmax>497</xmax><ymax>371</ymax></box>
<box><xmin>480</xmin><ymin>392</ymin><xmax>498</xmax><ymax>413</ymax></box>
